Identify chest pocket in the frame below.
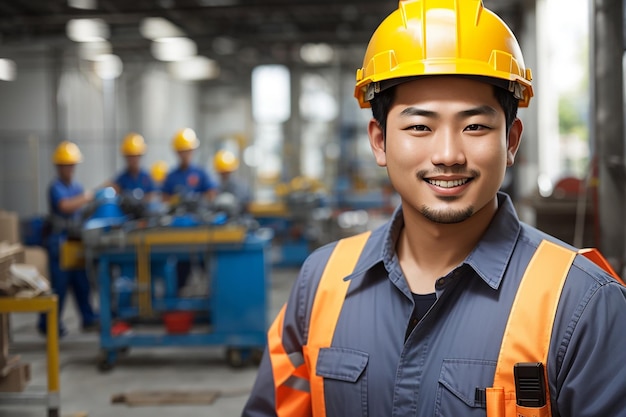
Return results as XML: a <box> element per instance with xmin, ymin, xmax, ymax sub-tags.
<box><xmin>315</xmin><ymin>347</ymin><xmax>369</xmax><ymax>417</ymax></box>
<box><xmin>436</xmin><ymin>359</ymin><xmax>495</xmax><ymax>416</ymax></box>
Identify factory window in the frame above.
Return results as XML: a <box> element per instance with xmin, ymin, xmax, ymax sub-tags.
<box><xmin>538</xmin><ymin>0</ymin><xmax>590</xmax><ymax>196</ymax></box>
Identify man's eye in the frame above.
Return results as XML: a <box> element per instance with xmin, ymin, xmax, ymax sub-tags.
<box><xmin>465</xmin><ymin>124</ymin><xmax>489</xmax><ymax>131</ymax></box>
<box><xmin>408</xmin><ymin>125</ymin><xmax>430</xmax><ymax>132</ymax></box>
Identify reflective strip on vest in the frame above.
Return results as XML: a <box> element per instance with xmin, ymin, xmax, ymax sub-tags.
<box><xmin>268</xmin><ymin>231</ymin><xmax>371</xmax><ymax>417</ymax></box>
<box><xmin>487</xmin><ymin>240</ymin><xmax>623</xmax><ymax>417</ymax></box>
<box><xmin>488</xmin><ymin>240</ymin><xmax>575</xmax><ymax>417</ymax></box>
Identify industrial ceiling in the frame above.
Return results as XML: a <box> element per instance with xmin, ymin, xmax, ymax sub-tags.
<box><xmin>0</xmin><ymin>0</ymin><xmax>528</xmax><ymax>74</ymax></box>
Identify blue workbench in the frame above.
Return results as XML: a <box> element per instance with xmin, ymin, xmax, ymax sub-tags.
<box><xmin>94</xmin><ymin>226</ymin><xmax>272</xmax><ymax>370</ymax></box>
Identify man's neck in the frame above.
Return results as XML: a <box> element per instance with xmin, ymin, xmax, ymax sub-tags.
<box><xmin>396</xmin><ymin>198</ymin><xmax>498</xmax><ymax>293</ymax></box>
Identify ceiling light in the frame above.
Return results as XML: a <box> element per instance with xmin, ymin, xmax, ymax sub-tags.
<box><xmin>151</xmin><ymin>37</ymin><xmax>197</xmax><ymax>61</ymax></box>
<box><xmin>0</xmin><ymin>59</ymin><xmax>17</xmax><ymax>81</ymax></box>
<box><xmin>139</xmin><ymin>17</ymin><xmax>184</xmax><ymax>40</ymax></box>
<box><xmin>67</xmin><ymin>0</ymin><xmax>97</xmax><ymax>10</ymax></box>
<box><xmin>66</xmin><ymin>18</ymin><xmax>109</xmax><ymax>42</ymax></box>
<box><xmin>300</xmin><ymin>43</ymin><xmax>334</xmax><ymax>64</ymax></box>
<box><xmin>168</xmin><ymin>56</ymin><xmax>220</xmax><ymax>81</ymax></box>
<box><xmin>92</xmin><ymin>54</ymin><xmax>123</xmax><ymax>80</ymax></box>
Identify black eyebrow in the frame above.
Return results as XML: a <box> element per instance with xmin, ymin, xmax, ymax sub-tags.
<box><xmin>458</xmin><ymin>105</ymin><xmax>499</xmax><ymax>118</ymax></box>
<box><xmin>399</xmin><ymin>107</ymin><xmax>438</xmax><ymax>118</ymax></box>
<box><xmin>398</xmin><ymin>105</ymin><xmax>498</xmax><ymax>119</ymax></box>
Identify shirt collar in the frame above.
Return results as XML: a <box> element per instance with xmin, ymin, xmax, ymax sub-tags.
<box><xmin>353</xmin><ymin>192</ymin><xmax>520</xmax><ymax>291</ymax></box>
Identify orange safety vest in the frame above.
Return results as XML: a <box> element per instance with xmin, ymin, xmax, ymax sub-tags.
<box><xmin>268</xmin><ymin>232</ymin><xmax>623</xmax><ymax>417</ymax></box>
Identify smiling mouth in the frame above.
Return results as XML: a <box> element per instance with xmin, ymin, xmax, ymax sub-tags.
<box><xmin>426</xmin><ymin>178</ymin><xmax>471</xmax><ymax>188</ymax></box>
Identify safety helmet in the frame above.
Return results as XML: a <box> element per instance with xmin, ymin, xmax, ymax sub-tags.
<box><xmin>150</xmin><ymin>160</ymin><xmax>169</xmax><ymax>183</ymax></box>
<box><xmin>213</xmin><ymin>150</ymin><xmax>239</xmax><ymax>173</ymax></box>
<box><xmin>354</xmin><ymin>0</ymin><xmax>533</xmax><ymax>108</ymax></box>
<box><xmin>52</xmin><ymin>141</ymin><xmax>83</xmax><ymax>165</ymax></box>
<box><xmin>172</xmin><ymin>128</ymin><xmax>199</xmax><ymax>151</ymax></box>
<box><xmin>120</xmin><ymin>132</ymin><xmax>147</xmax><ymax>156</ymax></box>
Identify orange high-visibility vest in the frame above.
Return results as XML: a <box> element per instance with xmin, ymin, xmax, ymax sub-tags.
<box><xmin>267</xmin><ymin>233</ymin><xmax>623</xmax><ymax>417</ymax></box>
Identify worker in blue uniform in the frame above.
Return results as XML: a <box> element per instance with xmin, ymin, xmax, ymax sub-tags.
<box><xmin>213</xmin><ymin>149</ymin><xmax>251</xmax><ymax>213</ymax></box>
<box><xmin>162</xmin><ymin>128</ymin><xmax>218</xmax><ymax>290</ymax></box>
<box><xmin>37</xmin><ymin>141</ymin><xmax>98</xmax><ymax>336</ymax></box>
<box><xmin>161</xmin><ymin>128</ymin><xmax>217</xmax><ymax>204</ymax></box>
<box><xmin>112</xmin><ymin>132</ymin><xmax>155</xmax><ymax>199</ymax></box>
<box><xmin>242</xmin><ymin>1</ymin><xmax>626</xmax><ymax>416</ymax></box>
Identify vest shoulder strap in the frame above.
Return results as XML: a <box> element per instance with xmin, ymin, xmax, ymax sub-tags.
<box><xmin>306</xmin><ymin>231</ymin><xmax>371</xmax><ymax>417</ymax></box>
<box><xmin>487</xmin><ymin>241</ymin><xmax>623</xmax><ymax>417</ymax></box>
<box><xmin>488</xmin><ymin>240</ymin><xmax>576</xmax><ymax>417</ymax></box>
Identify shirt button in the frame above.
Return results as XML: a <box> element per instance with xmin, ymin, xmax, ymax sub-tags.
<box><xmin>436</xmin><ymin>277</ymin><xmax>446</xmax><ymax>287</ymax></box>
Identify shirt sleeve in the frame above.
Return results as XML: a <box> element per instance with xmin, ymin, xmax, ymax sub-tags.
<box><xmin>142</xmin><ymin>172</ymin><xmax>155</xmax><ymax>193</ymax></box>
<box><xmin>161</xmin><ymin>174</ymin><xmax>175</xmax><ymax>195</ymax></box>
<box><xmin>555</xmin><ymin>279</ymin><xmax>626</xmax><ymax>415</ymax></box>
<box><xmin>199</xmin><ymin>170</ymin><xmax>217</xmax><ymax>192</ymax></box>
<box><xmin>48</xmin><ymin>182</ymin><xmax>62</xmax><ymax>214</ymax></box>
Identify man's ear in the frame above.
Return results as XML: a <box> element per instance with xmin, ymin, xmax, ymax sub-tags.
<box><xmin>506</xmin><ymin>118</ymin><xmax>523</xmax><ymax>167</ymax></box>
<box><xmin>368</xmin><ymin>118</ymin><xmax>387</xmax><ymax>167</ymax></box>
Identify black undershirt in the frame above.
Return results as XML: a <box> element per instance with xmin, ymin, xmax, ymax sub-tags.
<box><xmin>405</xmin><ymin>292</ymin><xmax>437</xmax><ymax>340</ymax></box>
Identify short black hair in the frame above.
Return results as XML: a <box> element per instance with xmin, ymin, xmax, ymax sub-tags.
<box><xmin>369</xmin><ymin>80</ymin><xmax>519</xmax><ymax>145</ymax></box>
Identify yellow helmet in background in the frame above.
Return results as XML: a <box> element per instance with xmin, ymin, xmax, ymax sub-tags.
<box><xmin>150</xmin><ymin>160</ymin><xmax>169</xmax><ymax>183</ymax></box>
<box><xmin>172</xmin><ymin>128</ymin><xmax>199</xmax><ymax>151</ymax></box>
<box><xmin>52</xmin><ymin>141</ymin><xmax>83</xmax><ymax>165</ymax></box>
<box><xmin>120</xmin><ymin>132</ymin><xmax>147</xmax><ymax>156</ymax></box>
<box><xmin>213</xmin><ymin>150</ymin><xmax>239</xmax><ymax>173</ymax></box>
<box><xmin>354</xmin><ymin>0</ymin><xmax>533</xmax><ymax>108</ymax></box>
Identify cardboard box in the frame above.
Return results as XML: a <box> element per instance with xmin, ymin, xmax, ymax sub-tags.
<box><xmin>0</xmin><ymin>361</ymin><xmax>31</xmax><ymax>392</ymax></box>
<box><xmin>24</xmin><ymin>246</ymin><xmax>49</xmax><ymax>281</ymax></box>
<box><xmin>0</xmin><ymin>242</ymin><xmax>25</xmax><ymax>292</ymax></box>
<box><xmin>0</xmin><ymin>211</ymin><xmax>19</xmax><ymax>245</ymax></box>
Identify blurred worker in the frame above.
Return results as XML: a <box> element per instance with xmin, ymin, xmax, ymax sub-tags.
<box><xmin>162</xmin><ymin>128</ymin><xmax>217</xmax><ymax>290</ymax></box>
<box><xmin>38</xmin><ymin>141</ymin><xmax>98</xmax><ymax>337</ymax></box>
<box><xmin>150</xmin><ymin>160</ymin><xmax>169</xmax><ymax>189</ymax></box>
<box><xmin>213</xmin><ymin>149</ymin><xmax>251</xmax><ymax>213</ymax></box>
<box><xmin>161</xmin><ymin>128</ymin><xmax>217</xmax><ymax>204</ymax></box>
<box><xmin>112</xmin><ymin>132</ymin><xmax>155</xmax><ymax>200</ymax></box>
<box><xmin>243</xmin><ymin>0</ymin><xmax>626</xmax><ymax>416</ymax></box>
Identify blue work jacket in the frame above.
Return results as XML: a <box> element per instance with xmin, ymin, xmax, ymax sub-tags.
<box><xmin>242</xmin><ymin>192</ymin><xmax>626</xmax><ymax>416</ymax></box>
<box><xmin>48</xmin><ymin>178</ymin><xmax>84</xmax><ymax>221</ymax></box>
<box><xmin>114</xmin><ymin>169</ymin><xmax>155</xmax><ymax>195</ymax></box>
<box><xmin>161</xmin><ymin>164</ymin><xmax>216</xmax><ymax>197</ymax></box>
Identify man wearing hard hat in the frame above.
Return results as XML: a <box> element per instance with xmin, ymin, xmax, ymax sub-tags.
<box><xmin>112</xmin><ymin>132</ymin><xmax>155</xmax><ymax>199</ymax></box>
<box><xmin>161</xmin><ymin>128</ymin><xmax>218</xmax><ymax>290</ymax></box>
<box><xmin>242</xmin><ymin>0</ymin><xmax>626</xmax><ymax>416</ymax></box>
<box><xmin>37</xmin><ymin>141</ymin><xmax>98</xmax><ymax>336</ymax></box>
<box><xmin>161</xmin><ymin>128</ymin><xmax>217</xmax><ymax>204</ymax></box>
<box><xmin>213</xmin><ymin>149</ymin><xmax>251</xmax><ymax>213</ymax></box>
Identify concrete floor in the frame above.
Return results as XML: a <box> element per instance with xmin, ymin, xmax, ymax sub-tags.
<box><xmin>1</xmin><ymin>266</ymin><xmax>298</xmax><ymax>417</ymax></box>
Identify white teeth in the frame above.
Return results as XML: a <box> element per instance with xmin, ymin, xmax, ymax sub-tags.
<box><xmin>428</xmin><ymin>179</ymin><xmax>469</xmax><ymax>188</ymax></box>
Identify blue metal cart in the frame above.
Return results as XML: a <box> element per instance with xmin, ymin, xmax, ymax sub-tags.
<box><xmin>93</xmin><ymin>225</ymin><xmax>272</xmax><ymax>370</ymax></box>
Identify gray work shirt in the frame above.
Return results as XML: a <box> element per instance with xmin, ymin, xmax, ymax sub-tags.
<box><xmin>243</xmin><ymin>192</ymin><xmax>626</xmax><ymax>416</ymax></box>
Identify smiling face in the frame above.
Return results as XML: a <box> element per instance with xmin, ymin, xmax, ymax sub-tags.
<box><xmin>369</xmin><ymin>76</ymin><xmax>522</xmax><ymax>225</ymax></box>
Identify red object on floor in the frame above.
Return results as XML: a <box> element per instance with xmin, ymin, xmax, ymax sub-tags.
<box><xmin>111</xmin><ymin>321</ymin><xmax>132</xmax><ymax>336</ymax></box>
<box><xmin>163</xmin><ymin>311</ymin><xmax>194</xmax><ymax>334</ymax></box>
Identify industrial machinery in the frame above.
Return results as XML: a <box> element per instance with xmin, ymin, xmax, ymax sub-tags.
<box><xmin>249</xmin><ymin>176</ymin><xmax>330</xmax><ymax>267</ymax></box>
<box><xmin>78</xmin><ymin>188</ymin><xmax>272</xmax><ymax>370</ymax></box>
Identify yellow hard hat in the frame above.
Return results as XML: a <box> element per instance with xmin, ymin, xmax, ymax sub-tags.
<box><xmin>150</xmin><ymin>160</ymin><xmax>169</xmax><ymax>183</ymax></box>
<box><xmin>120</xmin><ymin>132</ymin><xmax>147</xmax><ymax>156</ymax></box>
<box><xmin>354</xmin><ymin>0</ymin><xmax>533</xmax><ymax>108</ymax></box>
<box><xmin>172</xmin><ymin>128</ymin><xmax>199</xmax><ymax>151</ymax></box>
<box><xmin>52</xmin><ymin>141</ymin><xmax>83</xmax><ymax>165</ymax></box>
<box><xmin>213</xmin><ymin>150</ymin><xmax>239</xmax><ymax>173</ymax></box>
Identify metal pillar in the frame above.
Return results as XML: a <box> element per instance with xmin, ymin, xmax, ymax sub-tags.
<box><xmin>592</xmin><ymin>0</ymin><xmax>625</xmax><ymax>271</ymax></box>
